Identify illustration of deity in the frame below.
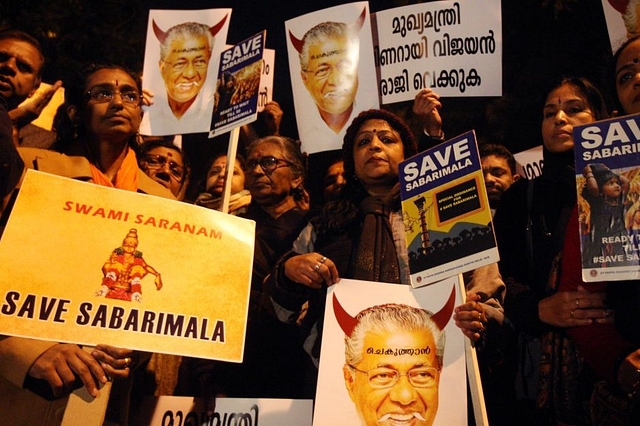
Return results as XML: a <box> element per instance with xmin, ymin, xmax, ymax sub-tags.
<box><xmin>95</xmin><ymin>229</ymin><xmax>163</xmax><ymax>302</ymax></box>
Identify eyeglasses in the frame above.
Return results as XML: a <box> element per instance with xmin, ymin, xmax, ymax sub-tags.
<box><xmin>244</xmin><ymin>156</ymin><xmax>291</xmax><ymax>174</ymax></box>
<box><xmin>303</xmin><ymin>58</ymin><xmax>357</xmax><ymax>79</ymax></box>
<box><xmin>348</xmin><ymin>365</ymin><xmax>439</xmax><ymax>389</ymax></box>
<box><xmin>85</xmin><ymin>85</ymin><xmax>141</xmax><ymax>106</ymax></box>
<box><xmin>163</xmin><ymin>58</ymin><xmax>209</xmax><ymax>72</ymax></box>
<box><xmin>141</xmin><ymin>154</ymin><xmax>185</xmax><ymax>182</ymax></box>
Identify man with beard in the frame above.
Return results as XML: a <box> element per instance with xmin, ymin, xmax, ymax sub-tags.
<box><xmin>478</xmin><ymin>143</ymin><xmax>520</xmax><ymax>216</ymax></box>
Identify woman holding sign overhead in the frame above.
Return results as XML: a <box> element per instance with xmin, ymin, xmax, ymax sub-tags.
<box><xmin>556</xmin><ymin>38</ymin><xmax>640</xmax><ymax>425</ymax></box>
<box><xmin>0</xmin><ymin>61</ymin><xmax>174</xmax><ymax>425</ymax></box>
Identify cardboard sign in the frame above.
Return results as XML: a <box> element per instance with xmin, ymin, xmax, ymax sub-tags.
<box><xmin>0</xmin><ymin>170</ymin><xmax>255</xmax><ymax>362</ymax></box>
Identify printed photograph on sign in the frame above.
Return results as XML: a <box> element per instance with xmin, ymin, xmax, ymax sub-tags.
<box><xmin>573</xmin><ymin>112</ymin><xmax>640</xmax><ymax>281</ymax></box>
<box><xmin>140</xmin><ymin>9</ymin><xmax>231</xmax><ymax>136</ymax></box>
<box><xmin>313</xmin><ymin>278</ymin><xmax>466</xmax><ymax>426</ymax></box>
<box><xmin>285</xmin><ymin>1</ymin><xmax>379</xmax><ymax>154</ymax></box>
<box><xmin>210</xmin><ymin>31</ymin><xmax>266</xmax><ymax>137</ymax></box>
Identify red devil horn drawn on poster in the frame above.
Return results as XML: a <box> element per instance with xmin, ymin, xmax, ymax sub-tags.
<box><xmin>430</xmin><ymin>285</ymin><xmax>456</xmax><ymax>331</ymax></box>
<box><xmin>288</xmin><ymin>7</ymin><xmax>367</xmax><ymax>54</ymax></box>
<box><xmin>288</xmin><ymin>29</ymin><xmax>305</xmax><ymax>54</ymax></box>
<box><xmin>333</xmin><ymin>284</ymin><xmax>456</xmax><ymax>338</ymax></box>
<box><xmin>608</xmin><ymin>0</ymin><xmax>629</xmax><ymax>14</ymax></box>
<box><xmin>333</xmin><ymin>293</ymin><xmax>359</xmax><ymax>338</ymax></box>
<box><xmin>349</xmin><ymin>7</ymin><xmax>367</xmax><ymax>33</ymax></box>
<box><xmin>209</xmin><ymin>14</ymin><xmax>228</xmax><ymax>38</ymax></box>
<box><xmin>152</xmin><ymin>14</ymin><xmax>228</xmax><ymax>45</ymax></box>
<box><xmin>152</xmin><ymin>20</ymin><xmax>168</xmax><ymax>45</ymax></box>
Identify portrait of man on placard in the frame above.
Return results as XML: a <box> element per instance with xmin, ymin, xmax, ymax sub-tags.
<box><xmin>140</xmin><ymin>9</ymin><xmax>230</xmax><ymax>136</ymax></box>
<box><xmin>286</xmin><ymin>2</ymin><xmax>379</xmax><ymax>154</ymax></box>
<box><xmin>312</xmin><ymin>279</ymin><xmax>466</xmax><ymax>426</ymax></box>
<box><xmin>336</xmin><ymin>295</ymin><xmax>452</xmax><ymax>426</ymax></box>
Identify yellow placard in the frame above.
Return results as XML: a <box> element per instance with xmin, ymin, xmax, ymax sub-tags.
<box><xmin>0</xmin><ymin>170</ymin><xmax>254</xmax><ymax>362</ymax></box>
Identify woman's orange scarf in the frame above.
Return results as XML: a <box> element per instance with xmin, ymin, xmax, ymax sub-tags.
<box><xmin>88</xmin><ymin>147</ymin><xmax>139</xmax><ymax>191</ymax></box>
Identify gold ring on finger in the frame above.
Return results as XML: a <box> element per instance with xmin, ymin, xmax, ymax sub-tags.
<box><xmin>124</xmin><ymin>357</ymin><xmax>132</xmax><ymax>367</ymax></box>
<box><xmin>314</xmin><ymin>263</ymin><xmax>321</xmax><ymax>272</ymax></box>
<box><xmin>319</xmin><ymin>256</ymin><xmax>327</xmax><ymax>263</ymax></box>
<box><xmin>575</xmin><ymin>298</ymin><xmax>580</xmax><ymax>308</ymax></box>
<box><xmin>570</xmin><ymin>310</ymin><xmax>575</xmax><ymax>319</ymax></box>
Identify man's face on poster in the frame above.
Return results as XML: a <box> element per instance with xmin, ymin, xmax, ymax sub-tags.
<box><xmin>159</xmin><ymin>34</ymin><xmax>211</xmax><ymax>105</ymax></box>
<box><xmin>344</xmin><ymin>328</ymin><xmax>440</xmax><ymax>426</ymax></box>
<box><xmin>301</xmin><ymin>34</ymin><xmax>359</xmax><ymax>116</ymax></box>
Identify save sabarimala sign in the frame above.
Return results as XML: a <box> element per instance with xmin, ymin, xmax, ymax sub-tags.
<box><xmin>0</xmin><ymin>170</ymin><xmax>255</xmax><ymax>362</ymax></box>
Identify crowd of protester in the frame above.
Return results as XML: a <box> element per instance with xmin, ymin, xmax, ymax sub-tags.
<box><xmin>1</xmin><ymin>16</ymin><xmax>640</xmax><ymax>426</ymax></box>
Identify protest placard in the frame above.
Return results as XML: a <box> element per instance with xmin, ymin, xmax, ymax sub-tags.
<box><xmin>313</xmin><ymin>277</ymin><xmax>466</xmax><ymax>425</ymax></box>
<box><xmin>285</xmin><ymin>1</ymin><xmax>379</xmax><ymax>154</ymax></box>
<box><xmin>210</xmin><ymin>31</ymin><xmax>266</xmax><ymax>137</ymax></box>
<box><xmin>573</xmin><ymin>112</ymin><xmax>640</xmax><ymax>281</ymax></box>
<box><xmin>0</xmin><ymin>170</ymin><xmax>254</xmax><ymax>362</ymax></box>
<box><xmin>372</xmin><ymin>0</ymin><xmax>502</xmax><ymax>104</ymax></box>
<box><xmin>140</xmin><ymin>8</ymin><xmax>231</xmax><ymax>136</ymax></box>
<box><xmin>400</xmin><ymin>131</ymin><xmax>498</xmax><ymax>287</ymax></box>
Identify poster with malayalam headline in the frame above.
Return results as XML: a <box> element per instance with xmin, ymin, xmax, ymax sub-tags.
<box><xmin>134</xmin><ymin>396</ymin><xmax>313</xmax><ymax>425</ymax></box>
<box><xmin>0</xmin><ymin>170</ymin><xmax>255</xmax><ymax>362</ymax></box>
<box><xmin>573</xmin><ymin>112</ymin><xmax>640</xmax><ymax>281</ymax></box>
<box><xmin>372</xmin><ymin>0</ymin><xmax>502</xmax><ymax>104</ymax></box>
<box><xmin>400</xmin><ymin>131</ymin><xmax>499</xmax><ymax>287</ymax></box>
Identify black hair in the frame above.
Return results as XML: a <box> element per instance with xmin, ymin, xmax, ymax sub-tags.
<box><xmin>0</xmin><ymin>29</ymin><xmax>44</xmax><ymax>77</ymax></box>
<box><xmin>479</xmin><ymin>143</ymin><xmax>517</xmax><ymax>175</ymax></box>
<box><xmin>610</xmin><ymin>35</ymin><xmax>640</xmax><ymax>114</ymax></box>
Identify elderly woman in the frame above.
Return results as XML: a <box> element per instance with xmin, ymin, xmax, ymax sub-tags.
<box><xmin>261</xmin><ymin>109</ymin><xmax>504</xmax><ymax>397</ymax></box>
<box><xmin>0</xmin><ymin>62</ymin><xmax>173</xmax><ymax>425</ymax></box>
<box><xmin>178</xmin><ymin>135</ymin><xmax>311</xmax><ymax>400</ymax></box>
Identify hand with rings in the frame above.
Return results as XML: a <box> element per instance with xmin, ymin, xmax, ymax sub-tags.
<box><xmin>92</xmin><ymin>344</ymin><xmax>135</xmax><ymax>380</ymax></box>
<box><xmin>284</xmin><ymin>252</ymin><xmax>339</xmax><ymax>289</ymax></box>
<box><xmin>539</xmin><ymin>285</ymin><xmax>613</xmax><ymax>328</ymax></box>
<box><xmin>453</xmin><ymin>293</ymin><xmax>486</xmax><ymax>342</ymax></box>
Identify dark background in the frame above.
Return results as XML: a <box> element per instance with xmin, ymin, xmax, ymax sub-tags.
<box><xmin>1</xmin><ymin>0</ymin><xmax>615</xmax><ymax>199</ymax></box>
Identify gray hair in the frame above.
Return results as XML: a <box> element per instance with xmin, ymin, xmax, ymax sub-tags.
<box><xmin>344</xmin><ymin>303</ymin><xmax>445</xmax><ymax>370</ymax></box>
<box><xmin>245</xmin><ymin>136</ymin><xmax>306</xmax><ymax>183</ymax></box>
<box><xmin>159</xmin><ymin>22</ymin><xmax>214</xmax><ymax>61</ymax></box>
<box><xmin>298</xmin><ymin>21</ymin><xmax>359</xmax><ymax>70</ymax></box>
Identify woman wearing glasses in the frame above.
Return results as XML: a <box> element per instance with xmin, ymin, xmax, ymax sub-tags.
<box><xmin>14</xmin><ymin>62</ymin><xmax>176</xmax><ymax>199</ymax></box>
<box><xmin>192</xmin><ymin>135</ymin><xmax>312</xmax><ymax>400</ymax></box>
<box><xmin>257</xmin><ymin>109</ymin><xmax>505</xmax><ymax>403</ymax></box>
<box><xmin>0</xmin><ymin>62</ymin><xmax>174</xmax><ymax>425</ymax></box>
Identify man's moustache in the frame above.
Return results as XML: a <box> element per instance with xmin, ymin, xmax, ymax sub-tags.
<box><xmin>322</xmin><ymin>90</ymin><xmax>349</xmax><ymax>99</ymax></box>
<box><xmin>175</xmin><ymin>81</ymin><xmax>201</xmax><ymax>88</ymax></box>
<box><xmin>378</xmin><ymin>412</ymin><xmax>427</xmax><ymax>422</ymax></box>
